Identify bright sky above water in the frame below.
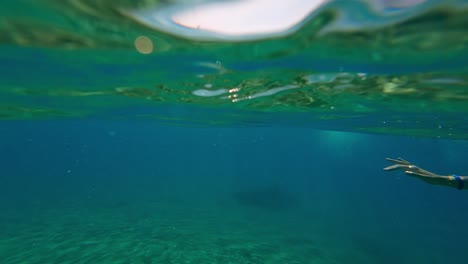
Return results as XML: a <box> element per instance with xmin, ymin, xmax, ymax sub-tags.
<box><xmin>171</xmin><ymin>0</ymin><xmax>327</xmax><ymax>35</ymax></box>
<box><xmin>128</xmin><ymin>0</ymin><xmax>431</xmax><ymax>41</ymax></box>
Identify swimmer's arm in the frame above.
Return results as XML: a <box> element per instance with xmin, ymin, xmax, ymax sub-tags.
<box><xmin>439</xmin><ymin>175</ymin><xmax>468</xmax><ymax>190</ymax></box>
<box><xmin>384</xmin><ymin>157</ymin><xmax>467</xmax><ymax>190</ymax></box>
<box><xmin>407</xmin><ymin>172</ymin><xmax>467</xmax><ymax>189</ymax></box>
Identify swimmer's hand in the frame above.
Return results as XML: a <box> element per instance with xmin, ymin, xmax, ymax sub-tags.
<box><xmin>384</xmin><ymin>157</ymin><xmax>439</xmax><ymax>178</ymax></box>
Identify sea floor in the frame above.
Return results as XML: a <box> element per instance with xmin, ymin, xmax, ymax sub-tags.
<box><xmin>0</xmin><ymin>195</ymin><xmax>437</xmax><ymax>264</ymax></box>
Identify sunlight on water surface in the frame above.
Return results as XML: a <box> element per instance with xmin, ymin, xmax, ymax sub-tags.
<box><xmin>0</xmin><ymin>0</ymin><xmax>467</xmax><ymax>139</ymax></box>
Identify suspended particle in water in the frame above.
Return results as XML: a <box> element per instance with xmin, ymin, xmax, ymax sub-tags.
<box><xmin>135</xmin><ymin>36</ymin><xmax>154</xmax><ymax>54</ymax></box>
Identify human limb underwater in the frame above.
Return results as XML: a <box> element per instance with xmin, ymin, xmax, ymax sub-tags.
<box><xmin>384</xmin><ymin>157</ymin><xmax>467</xmax><ymax>190</ymax></box>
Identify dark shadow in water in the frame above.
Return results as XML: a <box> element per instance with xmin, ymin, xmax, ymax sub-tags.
<box><xmin>232</xmin><ymin>185</ymin><xmax>299</xmax><ymax>210</ymax></box>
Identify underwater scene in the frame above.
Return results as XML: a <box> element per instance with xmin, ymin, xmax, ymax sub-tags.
<box><xmin>1</xmin><ymin>0</ymin><xmax>468</xmax><ymax>263</ymax></box>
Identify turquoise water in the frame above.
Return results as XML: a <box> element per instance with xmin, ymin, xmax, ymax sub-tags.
<box><xmin>1</xmin><ymin>0</ymin><xmax>468</xmax><ymax>263</ymax></box>
<box><xmin>2</xmin><ymin>121</ymin><xmax>468</xmax><ymax>264</ymax></box>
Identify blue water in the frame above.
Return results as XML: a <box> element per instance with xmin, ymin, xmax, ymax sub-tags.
<box><xmin>1</xmin><ymin>116</ymin><xmax>467</xmax><ymax>263</ymax></box>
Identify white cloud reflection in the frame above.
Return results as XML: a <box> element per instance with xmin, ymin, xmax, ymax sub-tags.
<box><xmin>126</xmin><ymin>0</ymin><xmax>452</xmax><ymax>41</ymax></box>
<box><xmin>171</xmin><ymin>0</ymin><xmax>327</xmax><ymax>35</ymax></box>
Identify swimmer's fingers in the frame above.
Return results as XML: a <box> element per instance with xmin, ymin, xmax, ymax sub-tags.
<box><xmin>396</xmin><ymin>157</ymin><xmax>412</xmax><ymax>164</ymax></box>
<box><xmin>386</xmin><ymin>157</ymin><xmax>411</xmax><ymax>165</ymax></box>
<box><xmin>384</xmin><ymin>157</ymin><xmax>414</xmax><ymax>170</ymax></box>
<box><xmin>384</xmin><ymin>157</ymin><xmax>421</xmax><ymax>172</ymax></box>
<box><xmin>384</xmin><ymin>164</ymin><xmax>408</xmax><ymax>171</ymax></box>
<box><xmin>405</xmin><ymin>170</ymin><xmax>431</xmax><ymax>178</ymax></box>
<box><xmin>405</xmin><ymin>170</ymin><xmax>422</xmax><ymax>178</ymax></box>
